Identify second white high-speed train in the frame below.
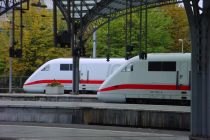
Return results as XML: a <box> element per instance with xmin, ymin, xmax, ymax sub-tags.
<box><xmin>23</xmin><ymin>58</ymin><xmax>126</xmax><ymax>93</ymax></box>
<box><xmin>97</xmin><ymin>53</ymin><xmax>191</xmax><ymax>103</ymax></box>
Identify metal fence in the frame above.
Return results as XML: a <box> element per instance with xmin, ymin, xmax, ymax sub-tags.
<box><xmin>0</xmin><ymin>76</ymin><xmax>28</xmax><ymax>93</ymax></box>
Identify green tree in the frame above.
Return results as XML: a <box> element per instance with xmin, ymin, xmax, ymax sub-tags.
<box><xmin>0</xmin><ymin>5</ymin><xmax>70</xmax><ymax>76</ymax></box>
<box><xmin>86</xmin><ymin>7</ymin><xmax>173</xmax><ymax>58</ymax></box>
<box><xmin>162</xmin><ymin>4</ymin><xmax>191</xmax><ymax>52</ymax></box>
<box><xmin>0</xmin><ymin>22</ymin><xmax>10</xmax><ymax>75</ymax></box>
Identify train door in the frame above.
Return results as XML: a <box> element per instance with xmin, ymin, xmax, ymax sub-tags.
<box><xmin>80</xmin><ymin>65</ymin><xmax>89</xmax><ymax>91</ymax></box>
<box><xmin>177</xmin><ymin>61</ymin><xmax>189</xmax><ymax>88</ymax></box>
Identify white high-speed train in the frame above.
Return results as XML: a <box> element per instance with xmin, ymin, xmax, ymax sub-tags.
<box><xmin>97</xmin><ymin>53</ymin><xmax>191</xmax><ymax>103</ymax></box>
<box><xmin>23</xmin><ymin>58</ymin><xmax>126</xmax><ymax>93</ymax></box>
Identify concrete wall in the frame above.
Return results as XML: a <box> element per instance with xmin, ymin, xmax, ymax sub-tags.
<box><xmin>0</xmin><ymin>94</ymin><xmax>98</xmax><ymax>102</ymax></box>
<box><xmin>84</xmin><ymin>109</ymin><xmax>190</xmax><ymax>130</ymax></box>
<box><xmin>0</xmin><ymin>106</ymin><xmax>190</xmax><ymax>130</ymax></box>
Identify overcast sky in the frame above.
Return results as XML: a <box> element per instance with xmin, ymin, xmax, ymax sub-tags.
<box><xmin>43</xmin><ymin>0</ymin><xmax>53</xmax><ymax>9</ymax></box>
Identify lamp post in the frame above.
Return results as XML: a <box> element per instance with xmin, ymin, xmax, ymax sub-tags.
<box><xmin>178</xmin><ymin>39</ymin><xmax>184</xmax><ymax>53</ymax></box>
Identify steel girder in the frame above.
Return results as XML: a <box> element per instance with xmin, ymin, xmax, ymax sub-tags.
<box><xmin>0</xmin><ymin>0</ymin><xmax>29</xmax><ymax>16</ymax></box>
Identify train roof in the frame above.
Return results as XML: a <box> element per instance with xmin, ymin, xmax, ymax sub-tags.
<box><xmin>46</xmin><ymin>57</ymin><xmax>126</xmax><ymax>65</ymax></box>
<box><xmin>44</xmin><ymin>53</ymin><xmax>190</xmax><ymax>65</ymax></box>
<box><xmin>130</xmin><ymin>53</ymin><xmax>191</xmax><ymax>62</ymax></box>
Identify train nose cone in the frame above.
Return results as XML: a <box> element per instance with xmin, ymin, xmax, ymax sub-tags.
<box><xmin>23</xmin><ymin>82</ymin><xmax>29</xmax><ymax>92</ymax></box>
<box><xmin>97</xmin><ymin>91</ymin><xmax>107</xmax><ymax>102</ymax></box>
<box><xmin>23</xmin><ymin>85</ymin><xmax>27</xmax><ymax>92</ymax></box>
<box><xmin>96</xmin><ymin>91</ymin><xmax>101</xmax><ymax>99</ymax></box>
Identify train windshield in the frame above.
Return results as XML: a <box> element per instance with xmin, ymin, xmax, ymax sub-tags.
<box><xmin>121</xmin><ymin>63</ymin><xmax>133</xmax><ymax>72</ymax></box>
<box><xmin>41</xmin><ymin>64</ymin><xmax>50</xmax><ymax>71</ymax></box>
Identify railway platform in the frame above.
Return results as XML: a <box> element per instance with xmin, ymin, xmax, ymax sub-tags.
<box><xmin>0</xmin><ymin>123</ymin><xmax>189</xmax><ymax>140</ymax></box>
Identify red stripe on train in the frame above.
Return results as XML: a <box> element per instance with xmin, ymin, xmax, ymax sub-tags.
<box><xmin>79</xmin><ymin>80</ymin><xmax>104</xmax><ymax>84</ymax></box>
<box><xmin>98</xmin><ymin>84</ymin><xmax>191</xmax><ymax>92</ymax></box>
<box><xmin>24</xmin><ymin>79</ymin><xmax>104</xmax><ymax>86</ymax></box>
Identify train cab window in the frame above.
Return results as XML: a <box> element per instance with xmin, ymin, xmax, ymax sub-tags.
<box><xmin>41</xmin><ymin>65</ymin><xmax>50</xmax><ymax>71</ymax></box>
<box><xmin>148</xmin><ymin>61</ymin><xmax>176</xmax><ymax>71</ymax></box>
<box><xmin>60</xmin><ymin>64</ymin><xmax>72</xmax><ymax>71</ymax></box>
<box><xmin>122</xmin><ymin>63</ymin><xmax>134</xmax><ymax>72</ymax></box>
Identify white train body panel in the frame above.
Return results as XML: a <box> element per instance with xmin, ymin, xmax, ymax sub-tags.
<box><xmin>97</xmin><ymin>53</ymin><xmax>191</xmax><ymax>102</ymax></box>
<box><xmin>23</xmin><ymin>58</ymin><xmax>126</xmax><ymax>93</ymax></box>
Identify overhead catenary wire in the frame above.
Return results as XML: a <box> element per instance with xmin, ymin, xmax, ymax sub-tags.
<box><xmin>53</xmin><ymin>0</ymin><xmax>57</xmax><ymax>46</ymax></box>
<box><xmin>125</xmin><ymin>0</ymin><xmax>128</xmax><ymax>60</ymax></box>
<box><xmin>125</xmin><ymin>0</ymin><xmax>134</xmax><ymax>60</ymax></box>
<box><xmin>145</xmin><ymin>0</ymin><xmax>148</xmax><ymax>57</ymax></box>
<box><xmin>106</xmin><ymin>16</ymin><xmax>111</xmax><ymax>62</ymax></box>
<box><xmin>138</xmin><ymin>2</ymin><xmax>142</xmax><ymax>59</ymax></box>
<box><xmin>79</xmin><ymin>0</ymin><xmax>84</xmax><ymax>56</ymax></box>
<box><xmin>19</xmin><ymin>1</ymin><xmax>23</xmax><ymax>56</ymax></box>
<box><xmin>138</xmin><ymin>0</ymin><xmax>148</xmax><ymax>60</ymax></box>
<box><xmin>129</xmin><ymin>0</ymin><xmax>132</xmax><ymax>46</ymax></box>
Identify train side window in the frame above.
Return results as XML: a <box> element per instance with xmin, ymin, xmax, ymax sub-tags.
<box><xmin>60</xmin><ymin>64</ymin><xmax>72</xmax><ymax>71</ymax></box>
<box><xmin>122</xmin><ymin>63</ymin><xmax>134</xmax><ymax>72</ymax></box>
<box><xmin>162</xmin><ymin>62</ymin><xmax>176</xmax><ymax>71</ymax></box>
<box><xmin>148</xmin><ymin>62</ymin><xmax>161</xmax><ymax>71</ymax></box>
<box><xmin>41</xmin><ymin>65</ymin><xmax>50</xmax><ymax>71</ymax></box>
<box><xmin>148</xmin><ymin>61</ymin><xmax>176</xmax><ymax>71</ymax></box>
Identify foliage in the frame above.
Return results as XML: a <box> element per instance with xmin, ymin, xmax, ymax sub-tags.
<box><xmin>0</xmin><ymin>22</ymin><xmax>10</xmax><ymax>75</ymax></box>
<box><xmin>162</xmin><ymin>4</ymin><xmax>191</xmax><ymax>53</ymax></box>
<box><xmin>0</xmin><ymin>61</ymin><xmax>5</xmax><ymax>74</ymax></box>
<box><xmin>0</xmin><ymin>3</ymin><xmax>70</xmax><ymax>76</ymax></box>
<box><xmin>86</xmin><ymin>7</ymin><xmax>174</xmax><ymax>58</ymax></box>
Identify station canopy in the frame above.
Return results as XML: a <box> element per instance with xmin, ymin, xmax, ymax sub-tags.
<box><xmin>57</xmin><ymin>0</ymin><xmax>180</xmax><ymax>20</ymax></box>
<box><xmin>56</xmin><ymin>0</ymin><xmax>180</xmax><ymax>38</ymax></box>
<box><xmin>0</xmin><ymin>0</ymin><xmax>180</xmax><ymax>27</ymax></box>
<box><xmin>0</xmin><ymin>0</ymin><xmax>180</xmax><ymax>37</ymax></box>
<box><xmin>60</xmin><ymin>0</ymin><xmax>144</xmax><ymax>19</ymax></box>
